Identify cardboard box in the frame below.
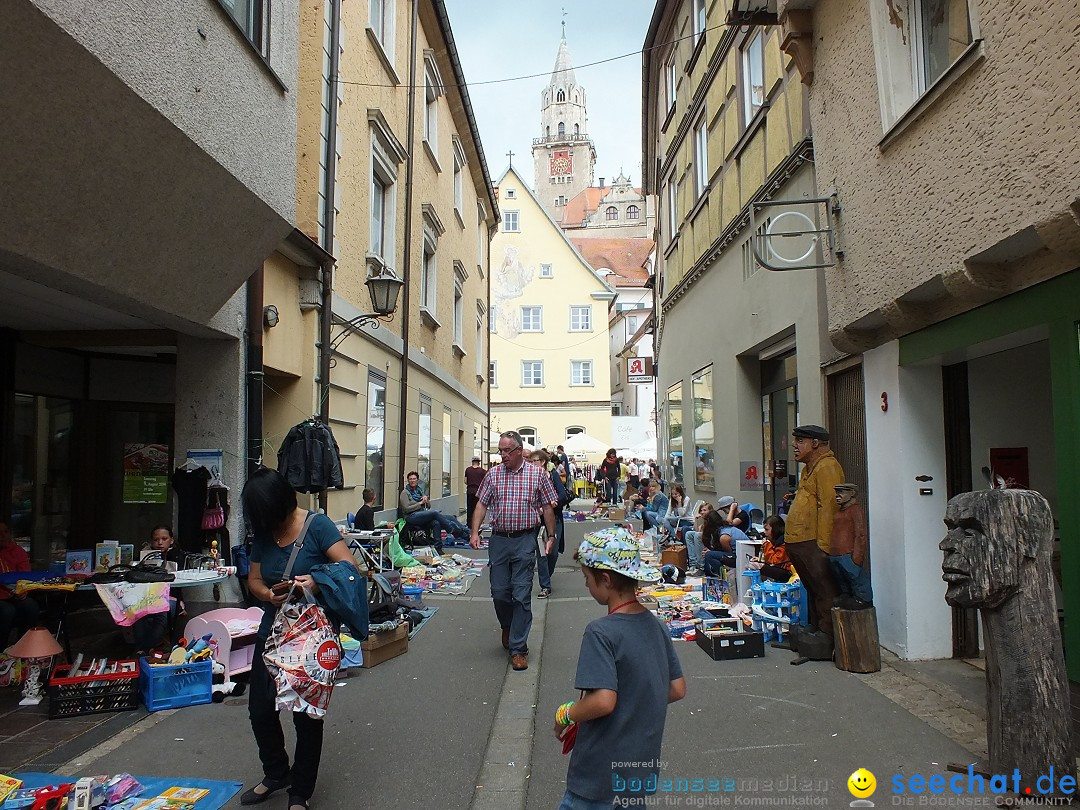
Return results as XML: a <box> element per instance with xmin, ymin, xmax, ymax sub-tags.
<box><xmin>696</xmin><ymin>629</ymin><xmax>765</xmax><ymax>661</ymax></box>
<box><xmin>607</xmin><ymin>508</ymin><xmax>627</xmax><ymax>521</ymax></box>
<box><xmin>360</xmin><ymin>622</ymin><xmax>409</xmax><ymax>669</ymax></box>
<box><xmin>660</xmin><ymin>545</ymin><xmax>688</xmax><ymax>570</ymax></box>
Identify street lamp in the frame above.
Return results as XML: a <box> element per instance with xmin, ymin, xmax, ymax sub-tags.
<box><xmin>329</xmin><ymin>269</ymin><xmax>405</xmax><ymax>351</ymax></box>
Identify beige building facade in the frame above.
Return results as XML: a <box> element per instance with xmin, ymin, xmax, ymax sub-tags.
<box><xmin>782</xmin><ymin>0</ymin><xmax>1080</xmax><ymax>668</ymax></box>
<box><xmin>280</xmin><ymin>0</ymin><xmax>499</xmax><ymax>523</ymax></box>
<box><xmin>643</xmin><ymin>1</ymin><xmax>838</xmax><ymax>517</ymax></box>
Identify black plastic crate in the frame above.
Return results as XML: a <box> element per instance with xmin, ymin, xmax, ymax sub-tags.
<box><xmin>48</xmin><ymin>660</ymin><xmax>140</xmax><ymax>719</ymax></box>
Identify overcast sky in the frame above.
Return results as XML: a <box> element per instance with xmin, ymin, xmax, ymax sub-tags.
<box><xmin>443</xmin><ymin>0</ymin><xmax>656</xmax><ymax>190</ymax></box>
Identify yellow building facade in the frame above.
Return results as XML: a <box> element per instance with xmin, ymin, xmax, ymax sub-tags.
<box><xmin>262</xmin><ymin>0</ymin><xmax>498</xmax><ymax>522</ymax></box>
<box><xmin>489</xmin><ymin>166</ymin><xmax>616</xmax><ymax>455</ymax></box>
<box><xmin>643</xmin><ymin>2</ymin><xmax>840</xmax><ymax>515</ymax></box>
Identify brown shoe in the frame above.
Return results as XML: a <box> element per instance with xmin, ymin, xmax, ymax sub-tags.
<box><xmin>501</xmin><ymin>628</ymin><xmax>510</xmax><ymax>650</ymax></box>
<box><xmin>511</xmin><ymin>654</ymin><xmax>528</xmax><ymax>671</ymax></box>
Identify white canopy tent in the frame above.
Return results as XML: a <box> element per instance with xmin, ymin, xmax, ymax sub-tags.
<box><xmin>562</xmin><ymin>432</ymin><xmax>608</xmax><ymax>456</ymax></box>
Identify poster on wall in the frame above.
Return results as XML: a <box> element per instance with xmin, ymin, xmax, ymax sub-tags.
<box><xmin>123</xmin><ymin>443</ymin><xmax>170</xmax><ymax>503</ymax></box>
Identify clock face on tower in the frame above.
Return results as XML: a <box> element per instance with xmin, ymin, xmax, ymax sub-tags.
<box><xmin>550</xmin><ymin>150</ymin><xmax>572</xmax><ymax>176</ymax></box>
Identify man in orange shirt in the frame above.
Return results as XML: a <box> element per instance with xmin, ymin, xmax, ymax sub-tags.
<box><xmin>784</xmin><ymin>425</ymin><xmax>844</xmax><ymax>636</ymax></box>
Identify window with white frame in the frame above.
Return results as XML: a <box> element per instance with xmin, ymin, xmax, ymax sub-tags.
<box><xmin>571</xmin><ymin>360</ymin><xmax>593</xmax><ymax>386</ymax></box>
<box><xmin>742</xmin><ymin>30</ymin><xmax>765</xmax><ymax>127</ymax></box>
<box><xmin>369</xmin><ymin>0</ymin><xmax>394</xmax><ymax>57</ymax></box>
<box><xmin>693</xmin><ymin>0</ymin><xmax>707</xmax><ymax>45</ymax></box>
<box><xmin>475</xmin><ymin>304</ymin><xmax>485</xmax><ymax>377</ymax></box>
<box><xmin>870</xmin><ymin>0</ymin><xmax>977</xmax><ymax>129</ymax></box>
<box><xmin>477</xmin><ymin>203</ymin><xmax>486</xmax><ymax>270</ymax></box>
<box><xmin>452</xmin><ymin>266</ymin><xmax>465</xmax><ymax>347</ymax></box>
<box><xmin>521</xmin><ymin>361</ymin><xmax>544</xmax><ymax>387</ymax></box>
<box><xmin>489</xmin><ymin>305</ymin><xmax>498</xmax><ymax>333</ymax></box>
<box><xmin>505</xmin><ymin>189</ymin><xmax>516</xmax><ymax>199</ymax></box>
<box><xmin>453</xmin><ymin>157</ymin><xmax>464</xmax><ymax>214</ymax></box>
<box><xmin>503</xmin><ymin>210</ymin><xmax>519</xmax><ymax>232</ymax></box>
<box><xmin>423</xmin><ymin>53</ymin><xmax>442</xmax><ymax>155</ymax></box>
<box><xmin>605</xmin><ymin>206</ymin><xmax>618</xmax><ymax>220</ymax></box>
<box><xmin>569</xmin><ymin>305</ymin><xmax>592</xmax><ymax>332</ymax></box>
<box><xmin>488</xmin><ymin>360</ymin><xmax>498</xmax><ymax>387</ymax></box>
<box><xmin>540</xmin><ymin>263</ymin><xmax>553</xmax><ymax>278</ymax></box>
<box><xmin>694</xmin><ymin>115</ymin><xmax>708</xmax><ymax>196</ymax></box>
<box><xmin>566</xmin><ymin>426</ymin><xmax>585</xmax><ymax>440</ymax></box>
<box><xmin>666</xmin><ymin>175</ymin><xmax>678</xmax><ymax>241</ymax></box>
<box><xmin>421</xmin><ymin>243</ymin><xmax>436</xmax><ymax>312</ymax></box>
<box><xmin>520</xmin><ymin>306</ymin><xmax>543</xmax><ymax>332</ymax></box>
<box><xmin>518</xmin><ymin>427</ymin><xmax>538</xmax><ymax>446</ymax></box>
<box><xmin>369</xmin><ymin>115</ymin><xmax>404</xmax><ymax>270</ymax></box>
<box><xmin>665</xmin><ymin>51</ymin><xmax>677</xmax><ymax>113</ymax></box>
<box><xmin>627</xmin><ymin>204</ymin><xmax>640</xmax><ymax>220</ymax></box>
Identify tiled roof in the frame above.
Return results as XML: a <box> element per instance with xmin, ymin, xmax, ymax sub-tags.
<box><xmin>559</xmin><ymin>186</ymin><xmax>646</xmax><ymax>228</ymax></box>
<box><xmin>569</xmin><ymin>237</ymin><xmax>654</xmax><ymax>287</ymax></box>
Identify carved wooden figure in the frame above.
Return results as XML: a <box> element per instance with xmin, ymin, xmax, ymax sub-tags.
<box><xmin>940</xmin><ymin>490</ymin><xmax>1074</xmax><ymax>789</ymax></box>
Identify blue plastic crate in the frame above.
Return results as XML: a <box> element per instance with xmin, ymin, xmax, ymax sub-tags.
<box><xmin>138</xmin><ymin>657</ymin><xmax>212</xmax><ymax>711</ymax></box>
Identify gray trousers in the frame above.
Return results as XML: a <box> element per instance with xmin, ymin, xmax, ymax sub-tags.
<box><xmin>488</xmin><ymin>532</ymin><xmax>537</xmax><ymax>655</ymax></box>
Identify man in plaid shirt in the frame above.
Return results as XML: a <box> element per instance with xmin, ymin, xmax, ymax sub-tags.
<box><xmin>470</xmin><ymin>430</ymin><xmax>557</xmax><ymax>671</ymax></box>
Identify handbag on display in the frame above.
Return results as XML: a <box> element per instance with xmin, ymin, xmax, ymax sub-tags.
<box><xmin>262</xmin><ymin>514</ymin><xmax>342</xmax><ymax>718</ymax></box>
<box><xmin>201</xmin><ymin>490</ymin><xmax>226</xmax><ymax>531</ymax></box>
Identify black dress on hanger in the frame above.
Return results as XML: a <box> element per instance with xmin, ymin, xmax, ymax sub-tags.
<box><xmin>171</xmin><ymin>465</ymin><xmax>212</xmax><ymax>552</ymax></box>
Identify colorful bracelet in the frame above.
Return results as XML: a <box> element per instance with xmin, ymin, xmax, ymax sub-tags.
<box><xmin>555</xmin><ymin>701</ymin><xmax>575</xmax><ymax>727</ymax></box>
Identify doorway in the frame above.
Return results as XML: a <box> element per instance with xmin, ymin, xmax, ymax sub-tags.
<box><xmin>760</xmin><ymin>352</ymin><xmax>798</xmax><ymax>517</ymax></box>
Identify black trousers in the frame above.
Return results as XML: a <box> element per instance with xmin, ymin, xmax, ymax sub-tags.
<box><xmin>785</xmin><ymin>541</ymin><xmax>838</xmax><ymax>635</ymax></box>
<box><xmin>249</xmin><ymin>638</ymin><xmax>324</xmax><ymax>800</ymax></box>
<box><xmin>467</xmin><ymin>493</ymin><xmax>479</xmax><ymax>528</ymax></box>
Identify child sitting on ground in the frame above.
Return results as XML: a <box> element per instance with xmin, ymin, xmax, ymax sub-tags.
<box><xmin>554</xmin><ymin>530</ymin><xmax>687</xmax><ymax>809</ymax></box>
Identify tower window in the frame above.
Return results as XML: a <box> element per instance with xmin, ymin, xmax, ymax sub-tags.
<box><xmin>557</xmin><ymin>90</ymin><xmax>565</xmax><ymax>102</ymax></box>
<box><xmin>574</xmin><ymin>123</ymin><xmax>580</xmax><ymax>136</ymax></box>
<box><xmin>558</xmin><ymin>122</ymin><xmax>565</xmax><ymax>137</ymax></box>
<box><xmin>546</xmin><ymin>126</ymin><xmax>550</xmax><ymax>139</ymax></box>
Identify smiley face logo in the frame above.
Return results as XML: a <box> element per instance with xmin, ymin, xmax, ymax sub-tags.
<box><xmin>848</xmin><ymin>768</ymin><xmax>876</xmax><ymax>798</ymax></box>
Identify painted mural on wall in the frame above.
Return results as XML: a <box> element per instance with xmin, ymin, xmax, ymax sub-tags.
<box><xmin>493</xmin><ymin>245</ymin><xmax>534</xmax><ymax>337</ymax></box>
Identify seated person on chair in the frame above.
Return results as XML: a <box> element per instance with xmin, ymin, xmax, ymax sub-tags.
<box><xmin>662</xmin><ymin>485</ymin><xmax>691</xmax><ymax>536</ymax></box>
<box><xmin>355</xmin><ymin>489</ymin><xmax>376</xmax><ymax>531</ymax></box>
<box><xmin>702</xmin><ymin>509</ymin><xmax>750</xmax><ymax>578</ymax></box>
<box><xmin>683</xmin><ymin>502</ymin><xmax>714</xmax><ymax>573</ymax></box>
<box><xmin>399</xmin><ymin>471</ymin><xmax>469</xmax><ymax>540</ymax></box>
<box><xmin>716</xmin><ymin>496</ymin><xmax>752</xmax><ymax>536</ymax></box>
<box><xmin>131</xmin><ymin>525</ymin><xmax>184</xmax><ymax>654</ymax></box>
<box><xmin>635</xmin><ymin>480</ymin><xmax>669</xmax><ymax>530</ymax></box>
<box><xmin>0</xmin><ymin>519</ymin><xmax>40</xmax><ymax>648</ymax></box>
<box><xmin>747</xmin><ymin>516</ymin><xmax>793</xmax><ymax>583</ymax></box>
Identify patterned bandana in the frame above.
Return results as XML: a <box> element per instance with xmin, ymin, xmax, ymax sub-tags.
<box><xmin>577</xmin><ymin>527</ymin><xmax>661</xmax><ymax>583</ymax></box>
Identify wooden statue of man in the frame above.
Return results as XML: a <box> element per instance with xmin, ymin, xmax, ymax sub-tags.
<box><xmin>940</xmin><ymin>490</ymin><xmax>1074</xmax><ymax>791</ymax></box>
<box><xmin>829</xmin><ymin>483</ymin><xmax>873</xmax><ymax>610</ymax></box>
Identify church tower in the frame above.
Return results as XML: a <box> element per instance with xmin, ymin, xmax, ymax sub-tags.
<box><xmin>532</xmin><ymin>32</ymin><xmax>596</xmax><ymax>220</ymax></box>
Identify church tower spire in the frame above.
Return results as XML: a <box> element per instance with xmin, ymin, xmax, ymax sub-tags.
<box><xmin>531</xmin><ymin>32</ymin><xmax>596</xmax><ymax>221</ymax></box>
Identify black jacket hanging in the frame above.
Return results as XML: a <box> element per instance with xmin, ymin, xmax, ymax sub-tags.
<box><xmin>277</xmin><ymin>420</ymin><xmax>345</xmax><ymax>493</ymax></box>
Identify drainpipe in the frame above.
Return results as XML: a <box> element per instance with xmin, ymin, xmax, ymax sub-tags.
<box><xmin>245</xmin><ymin>269</ymin><xmax>265</xmax><ymax>478</ymax></box>
<box><xmin>397</xmin><ymin>0</ymin><xmax>420</xmax><ymax>494</ymax></box>
<box><xmin>317</xmin><ymin>0</ymin><xmax>343</xmax><ymax>513</ymax></box>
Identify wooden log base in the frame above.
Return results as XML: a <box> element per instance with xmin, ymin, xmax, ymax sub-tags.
<box><xmin>832</xmin><ymin>605</ymin><xmax>882</xmax><ymax>673</ymax></box>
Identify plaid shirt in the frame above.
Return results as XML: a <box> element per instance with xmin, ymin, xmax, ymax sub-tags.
<box><xmin>477</xmin><ymin>461</ymin><xmax>557</xmax><ymax>533</ymax></box>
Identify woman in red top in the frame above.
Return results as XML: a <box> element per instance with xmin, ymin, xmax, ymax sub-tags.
<box><xmin>0</xmin><ymin>520</ymin><xmax>40</xmax><ymax>647</ymax></box>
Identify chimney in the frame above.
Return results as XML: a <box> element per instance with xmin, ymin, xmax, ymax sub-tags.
<box><xmin>599</xmin><ymin>177</ymin><xmax>605</xmax><ymax>188</ymax></box>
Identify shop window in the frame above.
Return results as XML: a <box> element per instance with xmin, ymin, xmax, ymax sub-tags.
<box><xmin>366</xmin><ymin>372</ymin><xmax>387</xmax><ymax>510</ymax></box>
<box><xmin>418</xmin><ymin>397</ymin><xmax>432</xmax><ymax>493</ymax></box>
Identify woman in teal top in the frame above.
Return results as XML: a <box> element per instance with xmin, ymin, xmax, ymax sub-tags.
<box><xmin>242</xmin><ymin>468</ymin><xmax>354</xmax><ymax>810</ymax></box>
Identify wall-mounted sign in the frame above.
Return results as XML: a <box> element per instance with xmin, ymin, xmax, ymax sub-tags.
<box><xmin>627</xmin><ymin>356</ymin><xmax>654</xmax><ymax>384</ymax></box>
<box><xmin>740</xmin><ymin>461</ymin><xmax>763</xmax><ymax>492</ymax></box>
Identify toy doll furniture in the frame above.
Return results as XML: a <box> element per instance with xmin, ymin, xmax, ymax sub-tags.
<box><xmin>183</xmin><ymin>607</ymin><xmax>263</xmax><ymax>679</ymax></box>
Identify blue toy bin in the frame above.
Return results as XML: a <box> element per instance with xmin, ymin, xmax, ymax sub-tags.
<box><xmin>139</xmin><ymin>657</ymin><xmax>213</xmax><ymax>711</ymax></box>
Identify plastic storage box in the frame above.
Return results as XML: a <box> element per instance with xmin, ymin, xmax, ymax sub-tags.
<box><xmin>138</xmin><ymin>657</ymin><xmax>212</xmax><ymax>711</ymax></box>
<box><xmin>48</xmin><ymin>660</ymin><xmax>140</xmax><ymax>719</ymax></box>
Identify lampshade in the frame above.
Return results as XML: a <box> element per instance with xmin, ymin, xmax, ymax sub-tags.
<box><xmin>6</xmin><ymin>626</ymin><xmax>63</xmax><ymax>659</ymax></box>
<box><xmin>365</xmin><ymin>270</ymin><xmax>404</xmax><ymax>316</ymax></box>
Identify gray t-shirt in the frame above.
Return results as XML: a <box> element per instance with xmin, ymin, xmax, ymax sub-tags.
<box><xmin>567</xmin><ymin>610</ymin><xmax>683</xmax><ymax>802</ymax></box>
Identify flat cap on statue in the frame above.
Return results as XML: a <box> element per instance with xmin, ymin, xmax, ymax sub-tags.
<box><xmin>792</xmin><ymin>424</ymin><xmax>830</xmax><ymax>440</ymax></box>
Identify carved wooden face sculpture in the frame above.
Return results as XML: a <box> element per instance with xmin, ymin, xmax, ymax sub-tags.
<box><xmin>940</xmin><ymin>491</ymin><xmax>1036</xmax><ymax>609</ymax></box>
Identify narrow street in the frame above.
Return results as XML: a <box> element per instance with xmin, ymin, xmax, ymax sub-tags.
<box><xmin>41</xmin><ymin>519</ymin><xmax>987</xmax><ymax>809</ymax></box>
